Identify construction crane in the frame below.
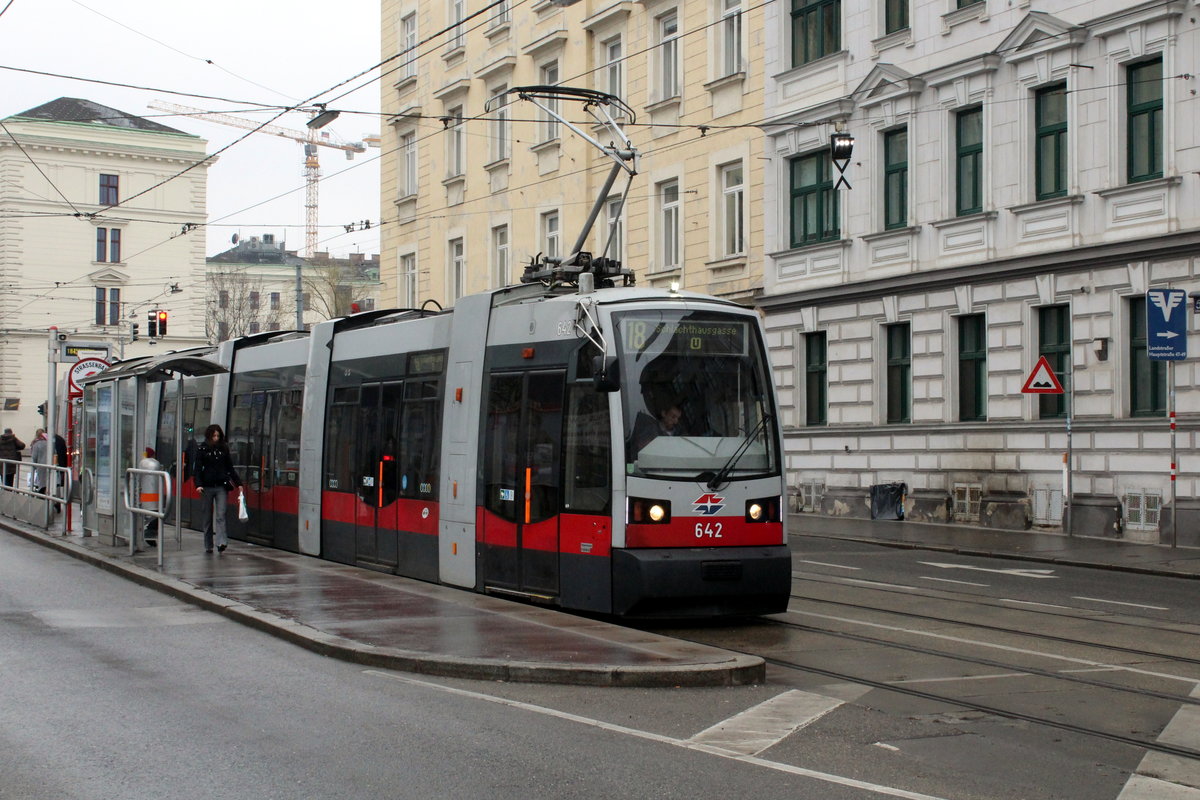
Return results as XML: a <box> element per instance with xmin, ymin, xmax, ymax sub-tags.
<box><xmin>148</xmin><ymin>100</ymin><xmax>374</xmax><ymax>256</ymax></box>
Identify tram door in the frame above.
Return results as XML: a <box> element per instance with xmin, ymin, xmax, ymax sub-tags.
<box><xmin>353</xmin><ymin>382</ymin><xmax>403</xmax><ymax>570</ymax></box>
<box><xmin>230</xmin><ymin>391</ymin><xmax>276</xmax><ymax>545</ymax></box>
<box><xmin>480</xmin><ymin>370</ymin><xmax>564</xmax><ymax>597</ymax></box>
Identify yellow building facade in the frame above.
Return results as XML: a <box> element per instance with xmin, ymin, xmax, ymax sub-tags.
<box><xmin>380</xmin><ymin>0</ymin><xmax>767</xmax><ymax>307</ymax></box>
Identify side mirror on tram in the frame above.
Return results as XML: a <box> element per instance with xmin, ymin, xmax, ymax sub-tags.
<box><xmin>593</xmin><ymin>356</ymin><xmax>620</xmax><ymax>392</ymax></box>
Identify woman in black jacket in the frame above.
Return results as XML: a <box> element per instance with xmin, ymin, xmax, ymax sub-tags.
<box><xmin>194</xmin><ymin>424</ymin><xmax>242</xmax><ymax>554</ymax></box>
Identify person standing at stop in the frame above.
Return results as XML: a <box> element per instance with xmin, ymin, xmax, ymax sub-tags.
<box><xmin>194</xmin><ymin>424</ymin><xmax>242</xmax><ymax>554</ymax></box>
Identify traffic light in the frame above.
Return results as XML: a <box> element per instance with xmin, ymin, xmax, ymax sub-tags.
<box><xmin>36</xmin><ymin>403</ymin><xmax>45</xmax><ymax>417</ymax></box>
<box><xmin>131</xmin><ymin>322</ymin><xmax>140</xmax><ymax>342</ymax></box>
<box><xmin>157</xmin><ymin>309</ymin><xmax>168</xmax><ymax>336</ymax></box>
<box><xmin>147</xmin><ymin>310</ymin><xmax>158</xmax><ymax>338</ymax></box>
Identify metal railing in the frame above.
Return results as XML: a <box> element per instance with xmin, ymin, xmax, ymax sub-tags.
<box><xmin>122</xmin><ymin>467</ymin><xmax>173</xmax><ymax>567</ymax></box>
<box><xmin>0</xmin><ymin>457</ymin><xmax>72</xmax><ymax>530</ymax></box>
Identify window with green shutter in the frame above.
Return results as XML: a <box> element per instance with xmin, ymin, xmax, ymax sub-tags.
<box><xmin>956</xmin><ymin>107</ymin><xmax>983</xmax><ymax>216</ymax></box>
<box><xmin>886</xmin><ymin>323</ymin><xmax>911</xmax><ymax>424</ymax></box>
<box><xmin>1127</xmin><ymin>58</ymin><xmax>1163</xmax><ymax>183</ymax></box>
<box><xmin>1038</xmin><ymin>305</ymin><xmax>1070</xmax><ymax>419</ymax></box>
<box><xmin>1035</xmin><ymin>83</ymin><xmax>1067</xmax><ymax>200</ymax></box>
<box><xmin>958</xmin><ymin>314</ymin><xmax>987</xmax><ymax>421</ymax></box>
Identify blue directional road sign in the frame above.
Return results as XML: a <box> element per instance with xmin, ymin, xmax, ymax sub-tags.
<box><xmin>1147</xmin><ymin>288</ymin><xmax>1188</xmax><ymax>361</ymax></box>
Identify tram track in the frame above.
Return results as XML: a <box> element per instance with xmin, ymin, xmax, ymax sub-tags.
<box><xmin>788</xmin><ymin>581</ymin><xmax>1200</xmax><ymax>668</ymax></box>
<box><xmin>764</xmin><ymin>616</ymin><xmax>1200</xmax><ymax>707</ymax></box>
<box><xmin>660</xmin><ymin>623</ymin><xmax>1200</xmax><ymax>762</ymax></box>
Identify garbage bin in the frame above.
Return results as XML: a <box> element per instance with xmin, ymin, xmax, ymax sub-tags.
<box><xmin>870</xmin><ymin>482</ymin><xmax>907</xmax><ymax>520</ymax></box>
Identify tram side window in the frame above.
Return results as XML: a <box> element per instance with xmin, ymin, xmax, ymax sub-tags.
<box><xmin>563</xmin><ymin>385</ymin><xmax>610</xmax><ymax>514</ymax></box>
<box><xmin>324</xmin><ymin>387</ymin><xmax>358</xmax><ymax>491</ymax></box>
<box><xmin>400</xmin><ymin>378</ymin><xmax>440</xmax><ymax>499</ymax></box>
<box><xmin>227</xmin><ymin>394</ymin><xmax>253</xmax><ymax>478</ymax></box>
<box><xmin>275</xmin><ymin>389</ymin><xmax>302</xmax><ymax>487</ymax></box>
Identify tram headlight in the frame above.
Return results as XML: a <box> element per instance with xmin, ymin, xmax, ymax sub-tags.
<box><xmin>628</xmin><ymin>497</ymin><xmax>671</xmax><ymax>524</ymax></box>
<box><xmin>745</xmin><ymin>496</ymin><xmax>781</xmax><ymax>523</ymax></box>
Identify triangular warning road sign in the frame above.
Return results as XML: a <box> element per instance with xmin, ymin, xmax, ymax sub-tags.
<box><xmin>1022</xmin><ymin>355</ymin><xmax>1064</xmax><ymax>394</ymax></box>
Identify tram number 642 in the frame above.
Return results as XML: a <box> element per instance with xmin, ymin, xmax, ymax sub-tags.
<box><xmin>695</xmin><ymin>522</ymin><xmax>723</xmax><ymax>538</ymax></box>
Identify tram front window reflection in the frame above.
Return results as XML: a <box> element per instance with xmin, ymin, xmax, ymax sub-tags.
<box><xmin>615</xmin><ymin>310</ymin><xmax>778</xmax><ymax>479</ymax></box>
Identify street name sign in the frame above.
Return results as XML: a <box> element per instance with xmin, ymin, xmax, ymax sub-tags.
<box><xmin>1021</xmin><ymin>355</ymin><xmax>1064</xmax><ymax>394</ymax></box>
<box><xmin>1147</xmin><ymin>288</ymin><xmax>1188</xmax><ymax>361</ymax></box>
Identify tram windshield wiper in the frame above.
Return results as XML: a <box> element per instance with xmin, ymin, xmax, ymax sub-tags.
<box><xmin>706</xmin><ymin>413</ymin><xmax>771</xmax><ymax>490</ymax></box>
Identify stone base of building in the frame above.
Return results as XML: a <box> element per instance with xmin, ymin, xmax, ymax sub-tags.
<box><xmin>1159</xmin><ymin>499</ymin><xmax>1200</xmax><ymax>547</ymax></box>
<box><xmin>1068</xmin><ymin>493</ymin><xmax>1123</xmax><ymax>539</ymax></box>
<box><xmin>818</xmin><ymin>486</ymin><xmax>871</xmax><ymax>519</ymax></box>
<box><xmin>980</xmin><ymin>492</ymin><xmax>1031</xmax><ymax>531</ymax></box>
<box><xmin>905</xmin><ymin>489</ymin><xmax>953</xmax><ymax>523</ymax></box>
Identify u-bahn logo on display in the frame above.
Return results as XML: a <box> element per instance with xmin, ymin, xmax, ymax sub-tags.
<box><xmin>693</xmin><ymin>493</ymin><xmax>725</xmax><ymax>515</ymax></box>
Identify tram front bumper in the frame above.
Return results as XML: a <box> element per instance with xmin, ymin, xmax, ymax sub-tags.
<box><xmin>611</xmin><ymin>545</ymin><xmax>792</xmax><ymax>618</ymax></box>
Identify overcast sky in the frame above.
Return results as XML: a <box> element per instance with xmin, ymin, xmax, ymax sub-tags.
<box><xmin>0</xmin><ymin>0</ymin><xmax>382</xmax><ymax>258</ymax></box>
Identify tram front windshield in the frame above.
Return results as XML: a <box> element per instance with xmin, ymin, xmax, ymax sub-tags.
<box><xmin>615</xmin><ymin>310</ymin><xmax>779</xmax><ymax>480</ymax></box>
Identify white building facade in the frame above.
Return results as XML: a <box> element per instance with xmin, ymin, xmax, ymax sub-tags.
<box><xmin>759</xmin><ymin>1</ymin><xmax>1200</xmax><ymax>542</ymax></box>
<box><xmin>0</xmin><ymin>98</ymin><xmax>210</xmax><ymax>438</ymax></box>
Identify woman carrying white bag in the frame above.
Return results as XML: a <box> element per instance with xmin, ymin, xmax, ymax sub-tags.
<box><xmin>193</xmin><ymin>424</ymin><xmax>243</xmax><ymax>554</ymax></box>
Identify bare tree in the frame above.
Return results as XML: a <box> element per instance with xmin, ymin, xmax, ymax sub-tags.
<box><xmin>206</xmin><ymin>270</ymin><xmax>284</xmax><ymax>342</ymax></box>
<box><xmin>299</xmin><ymin>260</ymin><xmax>376</xmax><ymax>321</ymax></box>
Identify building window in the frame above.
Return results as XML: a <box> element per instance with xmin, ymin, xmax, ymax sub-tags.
<box><xmin>1035</xmin><ymin>83</ymin><xmax>1067</xmax><ymax>200</ymax></box>
<box><xmin>540</xmin><ymin>61</ymin><xmax>560</xmax><ymax>142</ymax></box>
<box><xmin>270</xmin><ymin>291</ymin><xmax>280</xmax><ymax>311</ymax></box>
<box><xmin>268</xmin><ymin>321</ymin><xmax>282</xmax><ymax>332</ymax></box>
<box><xmin>603</xmin><ymin>37</ymin><xmax>624</xmax><ymax>106</ymax></box>
<box><xmin>1127</xmin><ymin>58</ymin><xmax>1163</xmax><ymax>183</ymax></box>
<box><xmin>400</xmin><ymin>132</ymin><xmax>418</xmax><ymax>196</ymax></box>
<box><xmin>604</xmin><ymin>195</ymin><xmax>624</xmax><ymax>261</ymax></box>
<box><xmin>249</xmin><ymin>321</ymin><xmax>261</xmax><ymax>335</ymax></box>
<box><xmin>94</xmin><ymin>287</ymin><xmax>120</xmax><ymax>326</ymax></box>
<box><xmin>1130</xmin><ymin>297</ymin><xmax>1166</xmax><ymax>417</ymax></box>
<box><xmin>958</xmin><ymin>313</ymin><xmax>986</xmax><ymax>421</ymax></box>
<box><xmin>400</xmin><ymin>13</ymin><xmax>418</xmax><ymax>78</ymax></box>
<box><xmin>99</xmin><ymin>174</ymin><xmax>119</xmax><ymax>206</ymax></box>
<box><xmin>658</xmin><ymin>12</ymin><xmax>679</xmax><ymax>100</ymax></box>
<box><xmin>791</xmin><ymin>0</ymin><xmax>839</xmax><ymax>67</ymax></box>
<box><xmin>805</xmin><ymin>331</ymin><xmax>827</xmax><ymax>426</ymax></box>
<box><xmin>448</xmin><ymin>0</ymin><xmax>464</xmax><ymax>51</ymax></box>
<box><xmin>542</xmin><ymin>211</ymin><xmax>560</xmax><ymax>259</ymax></box>
<box><xmin>489</xmin><ymin>0</ymin><xmax>509</xmax><ymax>27</ymax></box>
<box><xmin>218</xmin><ymin>322</ymin><xmax>230</xmax><ymax>341</ymax></box>
<box><xmin>720</xmin><ymin>161</ymin><xmax>744</xmax><ymax>256</ymax></box>
<box><xmin>883</xmin><ymin>127</ymin><xmax>907</xmax><ymax>230</ymax></box>
<box><xmin>219</xmin><ymin>290</ymin><xmax>229</xmax><ymax>310</ymax></box>
<box><xmin>789</xmin><ymin>151</ymin><xmax>838</xmax><ymax>246</ymax></box>
<box><xmin>449</xmin><ymin>238</ymin><xmax>465</xmax><ymax>301</ymax></box>
<box><xmin>720</xmin><ymin>0</ymin><xmax>742</xmax><ymax>77</ymax></box>
<box><xmin>884</xmin><ymin>0</ymin><xmax>907</xmax><ymax>34</ymax></box>
<box><xmin>490</xmin><ymin>85</ymin><xmax>510</xmax><ymax>162</ymax></box>
<box><xmin>955</xmin><ymin>106</ymin><xmax>983</xmax><ymax>216</ymax></box>
<box><xmin>446</xmin><ymin>106</ymin><xmax>464</xmax><ymax>178</ymax></box>
<box><xmin>658</xmin><ymin>179</ymin><xmax>680</xmax><ymax>269</ymax></box>
<box><xmin>1038</xmin><ymin>304</ymin><xmax>1069</xmax><ymax>419</ymax></box>
<box><xmin>886</xmin><ymin>322</ymin><xmax>911</xmax><ymax>424</ymax></box>
<box><xmin>957</xmin><ymin>0</ymin><xmax>983</xmax><ymax>7</ymax></box>
<box><xmin>95</xmin><ymin>227</ymin><xmax>121</xmax><ymax>262</ymax></box>
<box><xmin>400</xmin><ymin>253</ymin><xmax>417</xmax><ymax>307</ymax></box>
<box><xmin>249</xmin><ymin>291</ymin><xmax>260</xmax><ymax>310</ymax></box>
<box><xmin>492</xmin><ymin>225</ymin><xmax>509</xmax><ymax>288</ymax></box>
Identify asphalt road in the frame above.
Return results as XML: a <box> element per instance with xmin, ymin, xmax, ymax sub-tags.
<box><xmin>1</xmin><ymin>531</ymin><xmax>972</xmax><ymax>800</ymax></box>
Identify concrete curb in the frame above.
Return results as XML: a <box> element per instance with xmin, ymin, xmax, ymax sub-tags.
<box><xmin>2</xmin><ymin>521</ymin><xmax>765</xmax><ymax>687</ymax></box>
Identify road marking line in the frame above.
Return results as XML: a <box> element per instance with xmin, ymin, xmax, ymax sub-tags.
<box><xmin>1072</xmin><ymin>596</ymin><xmax>1170</xmax><ymax>611</ymax></box>
<box><xmin>1119</xmin><ymin>685</ymin><xmax>1200</xmax><ymax>798</ymax></box>
<box><xmin>919</xmin><ymin>577</ymin><xmax>989</xmax><ymax>587</ymax></box>
<box><xmin>793</xmin><ymin>610</ymin><xmax>1199</xmax><ymax>684</ymax></box>
<box><xmin>796</xmin><ymin>559</ymin><xmax>861</xmax><ymax>571</ymax></box>
<box><xmin>998</xmin><ymin>599</ymin><xmax>1073</xmax><ymax>610</ymax></box>
<box><xmin>687</xmin><ymin>689</ymin><xmax>842</xmax><ymax>755</ymax></box>
<box><xmin>918</xmin><ymin>562</ymin><xmax>1057</xmax><ymax>579</ymax></box>
<box><xmin>365</xmin><ymin>670</ymin><xmax>953</xmax><ymax>800</ymax></box>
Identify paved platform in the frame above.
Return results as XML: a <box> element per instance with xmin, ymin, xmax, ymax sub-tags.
<box><xmin>0</xmin><ymin>511</ymin><xmax>764</xmax><ymax>688</ymax></box>
<box><xmin>790</xmin><ymin>513</ymin><xmax>1200</xmax><ymax>580</ymax></box>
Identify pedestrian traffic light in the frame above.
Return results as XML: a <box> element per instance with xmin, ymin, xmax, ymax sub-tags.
<box><xmin>147</xmin><ymin>310</ymin><xmax>158</xmax><ymax>338</ymax></box>
<box><xmin>157</xmin><ymin>310</ymin><xmax>168</xmax><ymax>336</ymax></box>
<box><xmin>37</xmin><ymin>403</ymin><xmax>45</xmax><ymax>417</ymax></box>
<box><xmin>131</xmin><ymin>322</ymin><xmax>140</xmax><ymax>342</ymax></box>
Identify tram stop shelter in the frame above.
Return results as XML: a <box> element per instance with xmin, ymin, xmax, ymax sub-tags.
<box><xmin>76</xmin><ymin>349</ymin><xmax>226</xmax><ymax>551</ymax></box>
